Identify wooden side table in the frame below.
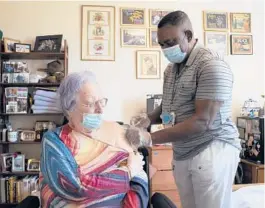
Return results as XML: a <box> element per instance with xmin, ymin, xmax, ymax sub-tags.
<box><xmin>149</xmin><ymin>146</ymin><xmax>182</xmax><ymax>208</ymax></box>
<box><xmin>241</xmin><ymin>159</ymin><xmax>264</xmax><ymax>183</ymax></box>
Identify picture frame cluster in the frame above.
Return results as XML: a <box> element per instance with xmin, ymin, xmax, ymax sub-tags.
<box><xmin>203</xmin><ymin>11</ymin><xmax>253</xmax><ymax>55</ymax></box>
<box><xmin>119</xmin><ymin>8</ymin><xmax>171</xmax><ymax>79</ymax></box>
<box><xmin>3</xmin><ymin>35</ymin><xmax>63</xmax><ymax>53</ymax></box>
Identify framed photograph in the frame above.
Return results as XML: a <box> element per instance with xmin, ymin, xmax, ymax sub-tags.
<box><xmin>13</xmin><ymin>73</ymin><xmax>29</xmax><ymax>84</ymax></box>
<box><xmin>120</xmin><ymin>8</ymin><xmax>145</xmax><ymax>26</ymax></box>
<box><xmin>2</xmin><ymin>73</ymin><xmax>12</xmax><ymax>84</ymax></box>
<box><xmin>230</xmin><ymin>13</ymin><xmax>251</xmax><ymax>33</ymax></box>
<box><xmin>204</xmin><ymin>32</ymin><xmax>228</xmax><ymax>56</ymax></box>
<box><xmin>19</xmin><ymin>130</ymin><xmax>36</xmax><ymax>142</ymax></box>
<box><xmin>12</xmin><ymin>154</ymin><xmax>25</xmax><ymax>172</ymax></box>
<box><xmin>27</xmin><ymin>159</ymin><xmax>40</xmax><ymax>172</ymax></box>
<box><xmin>14</xmin><ymin>43</ymin><xmax>31</xmax><ymax>53</ymax></box>
<box><xmin>203</xmin><ymin>11</ymin><xmax>229</xmax><ymax>31</ymax></box>
<box><xmin>136</xmin><ymin>50</ymin><xmax>161</xmax><ymax>79</ymax></box>
<box><xmin>121</xmin><ymin>28</ymin><xmax>147</xmax><ymax>47</ymax></box>
<box><xmin>231</xmin><ymin>35</ymin><xmax>253</xmax><ymax>55</ymax></box>
<box><xmin>3</xmin><ymin>38</ymin><xmax>21</xmax><ymax>53</ymax></box>
<box><xmin>34</xmin><ymin>35</ymin><xmax>63</xmax><ymax>52</ymax></box>
<box><xmin>149</xmin><ymin>9</ymin><xmax>172</xmax><ymax>27</ymax></box>
<box><xmin>150</xmin><ymin>29</ymin><xmax>159</xmax><ymax>48</ymax></box>
<box><xmin>1</xmin><ymin>153</ymin><xmax>13</xmax><ymax>172</ymax></box>
<box><xmin>81</xmin><ymin>6</ymin><xmax>115</xmax><ymax>61</ymax></box>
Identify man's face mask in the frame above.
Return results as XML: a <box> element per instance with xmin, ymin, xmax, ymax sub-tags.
<box><xmin>162</xmin><ymin>44</ymin><xmax>187</xmax><ymax>64</ymax></box>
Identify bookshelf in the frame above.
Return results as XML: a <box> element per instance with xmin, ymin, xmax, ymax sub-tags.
<box><xmin>0</xmin><ymin>39</ymin><xmax>68</xmax><ymax>207</ymax></box>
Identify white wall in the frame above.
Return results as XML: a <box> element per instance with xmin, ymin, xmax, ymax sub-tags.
<box><xmin>0</xmin><ymin>0</ymin><xmax>264</xmax><ymax>125</ymax></box>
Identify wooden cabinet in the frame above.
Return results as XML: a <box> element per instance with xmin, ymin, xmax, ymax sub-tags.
<box><xmin>241</xmin><ymin>159</ymin><xmax>264</xmax><ymax>183</ymax></box>
<box><xmin>149</xmin><ymin>146</ymin><xmax>182</xmax><ymax>208</ymax></box>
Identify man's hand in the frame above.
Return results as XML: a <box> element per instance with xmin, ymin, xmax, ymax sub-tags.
<box><xmin>130</xmin><ymin>114</ymin><xmax>151</xmax><ymax>129</ymax></box>
<box><xmin>125</xmin><ymin>126</ymin><xmax>152</xmax><ymax>149</ymax></box>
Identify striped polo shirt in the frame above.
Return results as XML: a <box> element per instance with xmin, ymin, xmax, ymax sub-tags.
<box><xmin>162</xmin><ymin>42</ymin><xmax>241</xmax><ymax>160</ymax></box>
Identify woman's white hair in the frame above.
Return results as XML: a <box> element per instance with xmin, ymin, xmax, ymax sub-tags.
<box><xmin>57</xmin><ymin>71</ymin><xmax>97</xmax><ymax>117</ymax></box>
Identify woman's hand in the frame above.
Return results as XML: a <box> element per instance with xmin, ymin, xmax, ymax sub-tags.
<box><xmin>125</xmin><ymin>126</ymin><xmax>152</xmax><ymax>149</ymax></box>
<box><xmin>127</xmin><ymin>152</ymin><xmax>145</xmax><ymax>179</ymax></box>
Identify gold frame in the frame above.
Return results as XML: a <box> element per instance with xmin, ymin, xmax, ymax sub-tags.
<box><xmin>149</xmin><ymin>9</ymin><xmax>173</xmax><ymax>27</ymax></box>
<box><xmin>27</xmin><ymin>159</ymin><xmax>40</xmax><ymax>172</ymax></box>
<box><xmin>230</xmin><ymin>13</ymin><xmax>251</xmax><ymax>33</ymax></box>
<box><xmin>203</xmin><ymin>11</ymin><xmax>229</xmax><ymax>31</ymax></box>
<box><xmin>149</xmin><ymin>29</ymin><xmax>159</xmax><ymax>48</ymax></box>
<box><xmin>136</xmin><ymin>50</ymin><xmax>161</xmax><ymax>79</ymax></box>
<box><xmin>204</xmin><ymin>31</ymin><xmax>229</xmax><ymax>56</ymax></box>
<box><xmin>3</xmin><ymin>38</ymin><xmax>21</xmax><ymax>53</ymax></box>
<box><xmin>81</xmin><ymin>5</ymin><xmax>115</xmax><ymax>61</ymax></box>
<box><xmin>120</xmin><ymin>7</ymin><xmax>146</xmax><ymax>26</ymax></box>
<box><xmin>121</xmin><ymin>28</ymin><xmax>147</xmax><ymax>48</ymax></box>
<box><xmin>230</xmin><ymin>34</ymin><xmax>253</xmax><ymax>55</ymax></box>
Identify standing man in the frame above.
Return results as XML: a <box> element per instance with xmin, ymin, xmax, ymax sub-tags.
<box><xmin>127</xmin><ymin>11</ymin><xmax>241</xmax><ymax>208</ymax></box>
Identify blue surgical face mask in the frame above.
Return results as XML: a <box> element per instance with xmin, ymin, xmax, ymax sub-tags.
<box><xmin>163</xmin><ymin>44</ymin><xmax>187</xmax><ymax>64</ymax></box>
<box><xmin>82</xmin><ymin>113</ymin><xmax>103</xmax><ymax>130</ymax></box>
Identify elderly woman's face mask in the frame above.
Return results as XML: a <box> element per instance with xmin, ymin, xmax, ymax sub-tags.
<box><xmin>81</xmin><ymin>98</ymin><xmax>108</xmax><ymax>130</ymax></box>
<box><xmin>69</xmin><ymin>83</ymin><xmax>107</xmax><ymax>132</ymax></box>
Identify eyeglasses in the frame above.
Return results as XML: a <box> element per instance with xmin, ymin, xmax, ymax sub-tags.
<box><xmin>82</xmin><ymin>98</ymin><xmax>108</xmax><ymax>108</ymax></box>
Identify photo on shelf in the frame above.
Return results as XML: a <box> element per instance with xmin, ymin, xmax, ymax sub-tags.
<box><xmin>19</xmin><ymin>130</ymin><xmax>36</xmax><ymax>142</ymax></box>
<box><xmin>12</xmin><ymin>154</ymin><xmax>25</xmax><ymax>172</ymax></box>
<box><xmin>34</xmin><ymin>35</ymin><xmax>63</xmax><ymax>53</ymax></box>
<box><xmin>14</xmin><ymin>43</ymin><xmax>31</xmax><ymax>53</ymax></box>
<box><xmin>2</xmin><ymin>73</ymin><xmax>12</xmax><ymax>84</ymax></box>
<box><xmin>230</xmin><ymin>13</ymin><xmax>251</xmax><ymax>33</ymax></box>
<box><xmin>121</xmin><ymin>28</ymin><xmax>147</xmax><ymax>47</ymax></box>
<box><xmin>120</xmin><ymin>8</ymin><xmax>145</xmax><ymax>26</ymax></box>
<box><xmin>3</xmin><ymin>37</ymin><xmax>21</xmax><ymax>53</ymax></box>
<box><xmin>3</xmin><ymin>61</ymin><xmax>28</xmax><ymax>73</ymax></box>
<box><xmin>13</xmin><ymin>73</ymin><xmax>30</xmax><ymax>84</ymax></box>
<box><xmin>27</xmin><ymin>159</ymin><xmax>40</xmax><ymax>172</ymax></box>
<box><xmin>0</xmin><ymin>153</ymin><xmax>14</xmax><ymax>172</ymax></box>
<box><xmin>17</xmin><ymin>98</ymin><xmax>28</xmax><ymax>113</ymax></box>
<box><xmin>6</xmin><ymin>104</ymin><xmax>18</xmax><ymax>113</ymax></box>
<box><xmin>203</xmin><ymin>11</ymin><xmax>229</xmax><ymax>31</ymax></box>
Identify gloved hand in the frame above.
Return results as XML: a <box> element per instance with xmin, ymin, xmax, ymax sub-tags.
<box><xmin>125</xmin><ymin>126</ymin><xmax>152</xmax><ymax>150</ymax></box>
<box><xmin>127</xmin><ymin>152</ymin><xmax>145</xmax><ymax>179</ymax></box>
<box><xmin>130</xmin><ymin>113</ymin><xmax>151</xmax><ymax>129</ymax></box>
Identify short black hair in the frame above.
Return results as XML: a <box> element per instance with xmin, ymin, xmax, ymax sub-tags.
<box><xmin>158</xmin><ymin>10</ymin><xmax>191</xmax><ymax>29</ymax></box>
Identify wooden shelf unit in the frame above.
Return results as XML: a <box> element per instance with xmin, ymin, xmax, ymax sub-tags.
<box><xmin>0</xmin><ymin>39</ymin><xmax>68</xmax><ymax>206</ymax></box>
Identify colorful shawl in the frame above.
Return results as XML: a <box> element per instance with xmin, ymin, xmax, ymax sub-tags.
<box><xmin>40</xmin><ymin>124</ymin><xmax>149</xmax><ymax>208</ymax></box>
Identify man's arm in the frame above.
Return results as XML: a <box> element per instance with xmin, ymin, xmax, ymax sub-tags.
<box><xmin>148</xmin><ymin>104</ymin><xmax>162</xmax><ymax>124</ymax></box>
<box><xmin>150</xmin><ymin>59</ymin><xmax>233</xmax><ymax>144</ymax></box>
<box><xmin>151</xmin><ymin>100</ymin><xmax>222</xmax><ymax>144</ymax></box>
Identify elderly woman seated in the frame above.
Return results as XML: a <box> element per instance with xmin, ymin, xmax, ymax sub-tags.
<box><xmin>40</xmin><ymin>71</ymin><xmax>149</xmax><ymax>208</ymax></box>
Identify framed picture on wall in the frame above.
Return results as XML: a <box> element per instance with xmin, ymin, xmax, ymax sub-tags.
<box><xmin>231</xmin><ymin>35</ymin><xmax>253</xmax><ymax>55</ymax></box>
<box><xmin>203</xmin><ymin>11</ymin><xmax>229</xmax><ymax>31</ymax></box>
<box><xmin>136</xmin><ymin>50</ymin><xmax>161</xmax><ymax>79</ymax></box>
<box><xmin>204</xmin><ymin>31</ymin><xmax>228</xmax><ymax>56</ymax></box>
<box><xmin>81</xmin><ymin>5</ymin><xmax>115</xmax><ymax>61</ymax></box>
<box><xmin>230</xmin><ymin>13</ymin><xmax>251</xmax><ymax>33</ymax></box>
<box><xmin>121</xmin><ymin>28</ymin><xmax>147</xmax><ymax>47</ymax></box>
<box><xmin>150</xmin><ymin>29</ymin><xmax>159</xmax><ymax>48</ymax></box>
<box><xmin>149</xmin><ymin>9</ymin><xmax>172</xmax><ymax>27</ymax></box>
<box><xmin>120</xmin><ymin>8</ymin><xmax>145</xmax><ymax>26</ymax></box>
